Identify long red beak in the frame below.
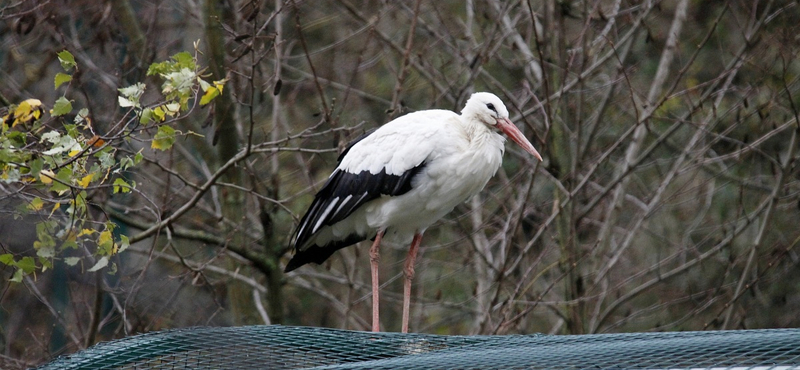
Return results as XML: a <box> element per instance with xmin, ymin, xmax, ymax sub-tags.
<box><xmin>496</xmin><ymin>117</ymin><xmax>542</xmax><ymax>161</ymax></box>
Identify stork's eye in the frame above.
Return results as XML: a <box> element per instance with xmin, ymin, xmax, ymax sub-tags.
<box><xmin>486</xmin><ymin>103</ymin><xmax>496</xmax><ymax>113</ymax></box>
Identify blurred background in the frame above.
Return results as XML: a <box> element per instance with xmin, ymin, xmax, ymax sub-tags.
<box><xmin>1</xmin><ymin>0</ymin><xmax>799</xmax><ymax>367</ymax></box>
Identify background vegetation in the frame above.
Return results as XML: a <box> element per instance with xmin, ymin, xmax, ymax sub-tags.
<box><xmin>1</xmin><ymin>0</ymin><xmax>799</xmax><ymax>367</ymax></box>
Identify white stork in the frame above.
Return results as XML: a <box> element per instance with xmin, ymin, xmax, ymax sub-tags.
<box><xmin>285</xmin><ymin>92</ymin><xmax>542</xmax><ymax>333</ymax></box>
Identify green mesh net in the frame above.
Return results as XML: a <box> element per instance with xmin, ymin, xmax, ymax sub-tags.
<box><xmin>37</xmin><ymin>325</ymin><xmax>800</xmax><ymax>369</ymax></box>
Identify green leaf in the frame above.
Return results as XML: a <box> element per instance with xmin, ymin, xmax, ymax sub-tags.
<box><xmin>64</xmin><ymin>123</ymin><xmax>79</xmax><ymax>137</ymax></box>
<box><xmin>87</xmin><ymin>257</ymin><xmax>108</xmax><ymax>272</ymax></box>
<box><xmin>152</xmin><ymin>106</ymin><xmax>166</xmax><ymax>122</ymax></box>
<box><xmin>1</xmin><ymin>167</ymin><xmax>21</xmax><ymax>183</ymax></box>
<box><xmin>0</xmin><ymin>254</ymin><xmax>14</xmax><ymax>266</ymax></box>
<box><xmin>146</xmin><ymin>61</ymin><xmax>168</xmax><ymax>76</ymax></box>
<box><xmin>7</xmin><ymin>130</ymin><xmax>28</xmax><ymax>147</ymax></box>
<box><xmin>64</xmin><ymin>257</ymin><xmax>81</xmax><ymax>266</ymax></box>
<box><xmin>16</xmin><ymin>256</ymin><xmax>36</xmax><ymax>273</ymax></box>
<box><xmin>147</xmin><ymin>51</ymin><xmax>196</xmax><ymax>76</ymax></box>
<box><xmin>139</xmin><ymin>107</ymin><xmax>153</xmax><ymax>124</ymax></box>
<box><xmin>51</xmin><ymin>96</ymin><xmax>73</xmax><ymax>117</ymax></box>
<box><xmin>172</xmin><ymin>51</ymin><xmax>195</xmax><ymax>69</ymax></box>
<box><xmin>118</xmin><ymin>83</ymin><xmax>145</xmax><ymax>98</ymax></box>
<box><xmin>35</xmin><ymin>222</ymin><xmax>56</xmax><ymax>248</ymax></box>
<box><xmin>161</xmin><ymin>68</ymin><xmax>196</xmax><ymax>100</ymax></box>
<box><xmin>41</xmin><ymin>130</ymin><xmax>61</xmax><ymax>144</ymax></box>
<box><xmin>98</xmin><ymin>150</ymin><xmax>115</xmax><ymax>169</ymax></box>
<box><xmin>73</xmin><ymin>191</ymin><xmax>88</xmax><ymax>214</ymax></box>
<box><xmin>74</xmin><ymin>108</ymin><xmax>90</xmax><ymax>125</ymax></box>
<box><xmin>29</xmin><ymin>158</ymin><xmax>43</xmax><ymax>178</ymax></box>
<box><xmin>41</xmin><ymin>131</ymin><xmax>81</xmax><ymax>156</ymax></box>
<box><xmin>10</xmin><ymin>269</ymin><xmax>23</xmax><ymax>283</ymax></box>
<box><xmin>113</xmin><ymin>178</ymin><xmax>132</xmax><ymax>193</ymax></box>
<box><xmin>164</xmin><ymin>102</ymin><xmax>180</xmax><ymax>115</ymax></box>
<box><xmin>198</xmin><ymin>78</ymin><xmax>211</xmax><ymax>91</ymax></box>
<box><xmin>54</xmin><ymin>72</ymin><xmax>72</xmax><ymax>89</ymax></box>
<box><xmin>36</xmin><ymin>244</ymin><xmax>55</xmax><ymax>258</ymax></box>
<box><xmin>27</xmin><ymin>197</ymin><xmax>44</xmax><ymax>211</ymax></box>
<box><xmin>50</xmin><ymin>167</ymin><xmax>72</xmax><ymax>194</ymax></box>
<box><xmin>151</xmin><ymin>125</ymin><xmax>176</xmax><ymax>150</ymax></box>
<box><xmin>39</xmin><ymin>257</ymin><xmax>53</xmax><ymax>272</ymax></box>
<box><xmin>118</xmin><ymin>96</ymin><xmax>137</xmax><ymax>108</ymax></box>
<box><xmin>119</xmin><ymin>235</ymin><xmax>130</xmax><ymax>253</ymax></box>
<box><xmin>61</xmin><ymin>239</ymin><xmax>79</xmax><ymax>250</ymax></box>
<box><xmin>119</xmin><ymin>156</ymin><xmax>133</xmax><ymax>171</ymax></box>
<box><xmin>57</xmin><ymin>50</ymin><xmax>77</xmax><ymax>71</ymax></box>
<box><xmin>118</xmin><ymin>83</ymin><xmax>145</xmax><ymax>109</ymax></box>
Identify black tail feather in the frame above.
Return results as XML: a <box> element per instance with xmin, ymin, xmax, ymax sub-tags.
<box><xmin>284</xmin><ymin>233</ymin><xmax>368</xmax><ymax>272</ymax></box>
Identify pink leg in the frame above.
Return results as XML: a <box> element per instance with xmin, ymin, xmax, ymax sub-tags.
<box><xmin>369</xmin><ymin>231</ymin><xmax>384</xmax><ymax>332</ymax></box>
<box><xmin>401</xmin><ymin>232</ymin><xmax>423</xmax><ymax>333</ymax></box>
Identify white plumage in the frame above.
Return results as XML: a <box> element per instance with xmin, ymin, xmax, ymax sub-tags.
<box><xmin>285</xmin><ymin>92</ymin><xmax>542</xmax><ymax>333</ymax></box>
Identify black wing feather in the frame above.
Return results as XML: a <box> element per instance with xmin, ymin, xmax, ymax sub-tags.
<box><xmin>290</xmin><ymin>165</ymin><xmax>426</xmax><ymax>250</ymax></box>
<box><xmin>285</xmin><ymin>132</ymin><xmax>427</xmax><ymax>272</ymax></box>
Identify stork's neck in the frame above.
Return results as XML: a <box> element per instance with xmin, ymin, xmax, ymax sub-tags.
<box><xmin>458</xmin><ymin>115</ymin><xmax>505</xmax><ymax>157</ymax></box>
<box><xmin>459</xmin><ymin>115</ymin><xmax>494</xmax><ymax>142</ymax></box>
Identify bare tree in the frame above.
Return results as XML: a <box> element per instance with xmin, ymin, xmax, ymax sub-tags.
<box><xmin>1</xmin><ymin>1</ymin><xmax>800</xmax><ymax>366</ymax></box>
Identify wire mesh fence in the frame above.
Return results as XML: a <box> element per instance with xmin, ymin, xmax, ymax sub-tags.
<box><xmin>37</xmin><ymin>325</ymin><xmax>800</xmax><ymax>369</ymax></box>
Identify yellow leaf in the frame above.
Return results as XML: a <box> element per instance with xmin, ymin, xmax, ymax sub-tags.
<box><xmin>39</xmin><ymin>169</ymin><xmax>55</xmax><ymax>184</ymax></box>
<box><xmin>151</xmin><ymin>126</ymin><xmax>176</xmax><ymax>151</ymax></box>
<box><xmin>98</xmin><ymin>230</ymin><xmax>112</xmax><ymax>246</ymax></box>
<box><xmin>27</xmin><ymin>197</ymin><xmax>44</xmax><ymax>211</ymax></box>
<box><xmin>68</xmin><ymin>148</ymin><xmax>81</xmax><ymax>157</ymax></box>
<box><xmin>49</xmin><ymin>202</ymin><xmax>61</xmax><ymax>217</ymax></box>
<box><xmin>153</xmin><ymin>106</ymin><xmax>166</xmax><ymax>122</ymax></box>
<box><xmin>77</xmin><ymin>173</ymin><xmax>94</xmax><ymax>188</ymax></box>
<box><xmin>97</xmin><ymin>230</ymin><xmax>117</xmax><ymax>255</ymax></box>
<box><xmin>14</xmin><ymin>100</ymin><xmax>32</xmax><ymax>117</ymax></box>
<box><xmin>214</xmin><ymin>79</ymin><xmax>225</xmax><ymax>93</ymax></box>
<box><xmin>78</xmin><ymin>228</ymin><xmax>94</xmax><ymax>237</ymax></box>
<box><xmin>12</xmin><ymin>99</ymin><xmax>43</xmax><ymax>127</ymax></box>
<box><xmin>199</xmin><ymin>86</ymin><xmax>219</xmax><ymax>106</ymax></box>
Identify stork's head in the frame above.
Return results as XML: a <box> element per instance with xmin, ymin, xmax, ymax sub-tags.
<box><xmin>462</xmin><ymin>92</ymin><xmax>543</xmax><ymax>161</ymax></box>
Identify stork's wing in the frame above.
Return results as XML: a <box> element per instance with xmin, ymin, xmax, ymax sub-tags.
<box><xmin>293</xmin><ymin>160</ymin><xmax>426</xmax><ymax>242</ymax></box>
<box><xmin>287</xmin><ymin>111</ymin><xmax>455</xmax><ymax>271</ymax></box>
<box><xmin>292</xmin><ymin>128</ymin><xmax>435</xmax><ymax>238</ymax></box>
